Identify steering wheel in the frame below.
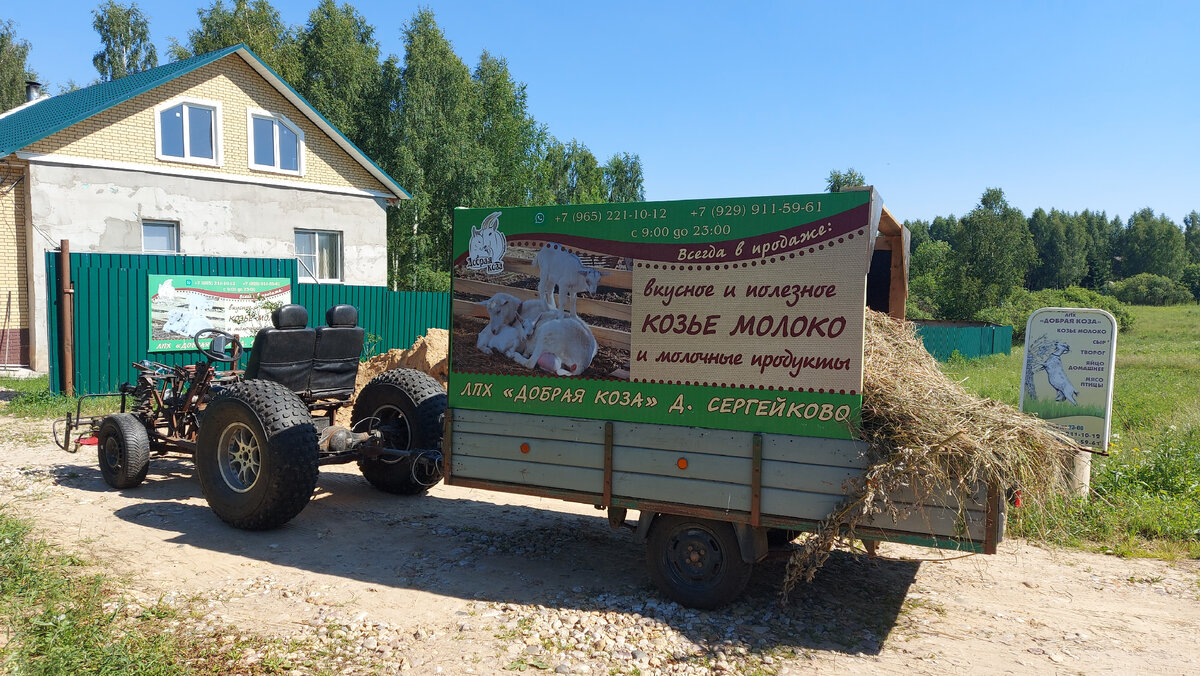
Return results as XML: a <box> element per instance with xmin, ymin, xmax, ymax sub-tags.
<box><xmin>194</xmin><ymin>329</ymin><xmax>244</xmax><ymax>363</ymax></box>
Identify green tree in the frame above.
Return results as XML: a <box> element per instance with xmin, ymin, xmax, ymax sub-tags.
<box><xmin>92</xmin><ymin>1</ymin><xmax>157</xmax><ymax>82</ymax></box>
<box><xmin>1184</xmin><ymin>211</ymin><xmax>1200</xmax><ymax>265</ymax></box>
<box><xmin>295</xmin><ymin>1</ymin><xmax>381</xmax><ymax>144</ymax></box>
<box><xmin>168</xmin><ymin>0</ymin><xmax>300</xmax><ymax>83</ymax></box>
<box><xmin>825</xmin><ymin>167</ymin><xmax>865</xmax><ymax>193</ymax></box>
<box><xmin>928</xmin><ymin>214</ymin><xmax>958</xmax><ymax>243</ymax></box>
<box><xmin>941</xmin><ymin>188</ymin><xmax>1036</xmax><ymax>318</ymax></box>
<box><xmin>0</xmin><ymin>20</ymin><xmax>36</xmax><ymax>112</ymax></box>
<box><xmin>1180</xmin><ymin>263</ymin><xmax>1200</xmax><ymax>302</ymax></box>
<box><xmin>907</xmin><ymin>239</ymin><xmax>951</xmax><ymax>318</ymax></box>
<box><xmin>1080</xmin><ymin>210</ymin><xmax>1120</xmax><ymax>289</ymax></box>
<box><xmin>1117</xmin><ymin>208</ymin><xmax>1187</xmax><ymax>280</ymax></box>
<box><xmin>541</xmin><ymin>139</ymin><xmax>605</xmax><ymax>205</ymax></box>
<box><xmin>391</xmin><ymin>9</ymin><xmax>491</xmax><ymax>288</ymax></box>
<box><xmin>1027</xmin><ymin>208</ymin><xmax>1088</xmax><ymax>289</ymax></box>
<box><xmin>473</xmin><ymin>50</ymin><xmax>546</xmax><ymax>207</ymax></box>
<box><xmin>602</xmin><ymin>152</ymin><xmax>645</xmax><ymax>203</ymax></box>
<box><xmin>903</xmin><ymin>219</ymin><xmax>931</xmax><ymax>252</ymax></box>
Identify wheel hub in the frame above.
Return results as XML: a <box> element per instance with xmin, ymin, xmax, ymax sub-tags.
<box><xmin>218</xmin><ymin>423</ymin><xmax>261</xmax><ymax>493</ymax></box>
<box><xmin>103</xmin><ymin>437</ymin><xmax>121</xmax><ymax>470</ymax></box>
<box><xmin>669</xmin><ymin>528</ymin><xmax>722</xmax><ymax>582</ymax></box>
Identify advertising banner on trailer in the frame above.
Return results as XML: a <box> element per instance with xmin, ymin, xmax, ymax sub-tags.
<box><xmin>449</xmin><ymin>191</ymin><xmax>882</xmax><ymax>439</ymax></box>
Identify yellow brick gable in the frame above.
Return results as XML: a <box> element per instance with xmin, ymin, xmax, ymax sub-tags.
<box><xmin>27</xmin><ymin>55</ymin><xmax>391</xmax><ymax>196</ymax></box>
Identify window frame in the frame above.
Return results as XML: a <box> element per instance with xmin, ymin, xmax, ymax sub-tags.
<box><xmin>142</xmin><ymin>220</ymin><xmax>180</xmax><ymax>254</ymax></box>
<box><xmin>294</xmin><ymin>229</ymin><xmax>343</xmax><ymax>284</ymax></box>
<box><xmin>153</xmin><ymin>96</ymin><xmax>223</xmax><ymax>167</ymax></box>
<box><xmin>247</xmin><ymin>108</ymin><xmax>305</xmax><ymax>176</ymax></box>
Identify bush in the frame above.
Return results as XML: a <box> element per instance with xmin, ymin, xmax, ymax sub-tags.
<box><xmin>975</xmin><ymin>286</ymin><xmax>1135</xmax><ymax>340</ymax></box>
<box><xmin>1181</xmin><ymin>264</ymin><xmax>1200</xmax><ymax>302</ymax></box>
<box><xmin>1109</xmin><ymin>273</ymin><xmax>1193</xmax><ymax>306</ymax></box>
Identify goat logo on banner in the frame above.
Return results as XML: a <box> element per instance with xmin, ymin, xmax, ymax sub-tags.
<box><xmin>466</xmin><ymin>211</ymin><xmax>507</xmax><ymax>274</ymax></box>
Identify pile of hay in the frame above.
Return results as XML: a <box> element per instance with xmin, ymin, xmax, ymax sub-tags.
<box><xmin>781</xmin><ymin>309</ymin><xmax>1075</xmax><ymax>599</ymax></box>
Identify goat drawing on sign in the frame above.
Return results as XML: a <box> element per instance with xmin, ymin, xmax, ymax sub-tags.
<box><xmin>1026</xmin><ymin>335</ymin><xmax>1079</xmax><ymax>405</ymax></box>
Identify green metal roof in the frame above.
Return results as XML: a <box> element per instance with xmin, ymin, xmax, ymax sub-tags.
<box><xmin>0</xmin><ymin>44</ymin><xmax>408</xmax><ymax>199</ymax></box>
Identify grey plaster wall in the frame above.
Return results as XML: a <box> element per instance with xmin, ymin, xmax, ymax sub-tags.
<box><xmin>26</xmin><ymin>162</ymin><xmax>389</xmax><ymax>371</ymax></box>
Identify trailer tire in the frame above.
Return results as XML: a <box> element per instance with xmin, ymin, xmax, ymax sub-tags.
<box><xmin>196</xmin><ymin>380</ymin><xmax>319</xmax><ymax>530</ymax></box>
<box><xmin>352</xmin><ymin>368</ymin><xmax>446</xmax><ymax>495</ymax></box>
<box><xmin>646</xmin><ymin>515</ymin><xmax>752</xmax><ymax>609</ymax></box>
<box><xmin>97</xmin><ymin>413</ymin><xmax>150</xmax><ymax>489</ymax></box>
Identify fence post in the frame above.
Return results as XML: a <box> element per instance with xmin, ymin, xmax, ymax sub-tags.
<box><xmin>58</xmin><ymin>240</ymin><xmax>75</xmax><ymax>396</ymax></box>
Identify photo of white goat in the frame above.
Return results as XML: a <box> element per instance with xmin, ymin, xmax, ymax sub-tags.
<box><xmin>1034</xmin><ymin>341</ymin><xmax>1079</xmax><ymax>405</ymax></box>
<box><xmin>473</xmin><ymin>290</ymin><xmax>597</xmax><ymax>376</ymax></box>
<box><xmin>511</xmin><ymin>315</ymin><xmax>598</xmax><ymax>377</ymax></box>
<box><xmin>532</xmin><ymin>243</ymin><xmax>604</xmax><ymax>317</ymax></box>
<box><xmin>476</xmin><ymin>292</ymin><xmax>525</xmax><ymax>355</ymax></box>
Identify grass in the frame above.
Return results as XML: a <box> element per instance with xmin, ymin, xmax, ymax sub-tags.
<box><xmin>942</xmin><ymin>304</ymin><xmax>1200</xmax><ymax>558</ymax></box>
<box><xmin>0</xmin><ymin>507</ymin><xmax>331</xmax><ymax>674</ymax></box>
<box><xmin>0</xmin><ymin>374</ymin><xmax>121</xmax><ymax>419</ymax></box>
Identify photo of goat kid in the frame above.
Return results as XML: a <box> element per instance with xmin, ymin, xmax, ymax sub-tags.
<box><xmin>475</xmin><ymin>243</ymin><xmax>604</xmax><ymax>377</ymax></box>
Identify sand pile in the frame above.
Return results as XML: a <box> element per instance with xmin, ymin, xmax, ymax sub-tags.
<box><xmin>334</xmin><ymin>329</ymin><xmax>449</xmax><ymax>426</ymax></box>
<box><xmin>781</xmin><ymin>309</ymin><xmax>1075</xmax><ymax>598</ymax></box>
<box><xmin>356</xmin><ymin>328</ymin><xmax>449</xmax><ymax>390</ymax></box>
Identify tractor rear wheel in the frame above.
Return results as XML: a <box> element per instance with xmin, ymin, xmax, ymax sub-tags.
<box><xmin>352</xmin><ymin>368</ymin><xmax>446</xmax><ymax>495</ymax></box>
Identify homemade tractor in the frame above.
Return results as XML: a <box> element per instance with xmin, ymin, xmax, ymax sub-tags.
<box><xmin>54</xmin><ymin>305</ymin><xmax>447</xmax><ymax>530</ymax></box>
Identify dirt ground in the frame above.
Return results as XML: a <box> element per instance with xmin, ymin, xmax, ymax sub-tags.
<box><xmin>2</xmin><ymin>414</ymin><xmax>1199</xmax><ymax>675</ymax></box>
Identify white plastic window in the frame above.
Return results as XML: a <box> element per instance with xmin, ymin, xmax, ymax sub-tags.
<box><xmin>155</xmin><ymin>98</ymin><xmax>222</xmax><ymax>166</ymax></box>
<box><xmin>295</xmin><ymin>229</ymin><xmax>342</xmax><ymax>283</ymax></box>
<box><xmin>248</xmin><ymin>109</ymin><xmax>303</xmax><ymax>175</ymax></box>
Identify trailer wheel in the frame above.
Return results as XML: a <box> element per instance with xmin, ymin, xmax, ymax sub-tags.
<box><xmin>96</xmin><ymin>413</ymin><xmax>150</xmax><ymax>489</ymax></box>
<box><xmin>352</xmin><ymin>368</ymin><xmax>446</xmax><ymax>495</ymax></box>
<box><xmin>646</xmin><ymin>515</ymin><xmax>752</xmax><ymax>609</ymax></box>
<box><xmin>196</xmin><ymin>380</ymin><xmax>319</xmax><ymax>530</ymax></box>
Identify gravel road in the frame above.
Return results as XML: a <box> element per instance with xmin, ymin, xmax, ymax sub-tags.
<box><xmin>1</xmin><ymin>414</ymin><xmax>1198</xmax><ymax>675</ymax></box>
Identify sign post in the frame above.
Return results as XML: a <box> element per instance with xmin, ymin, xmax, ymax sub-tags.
<box><xmin>1019</xmin><ymin>307</ymin><xmax>1117</xmax><ymax>496</ymax></box>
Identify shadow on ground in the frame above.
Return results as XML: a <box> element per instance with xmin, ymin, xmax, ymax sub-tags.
<box><xmin>46</xmin><ymin>454</ymin><xmax>920</xmax><ymax>657</ymax></box>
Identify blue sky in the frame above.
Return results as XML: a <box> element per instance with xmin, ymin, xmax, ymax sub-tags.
<box><xmin>5</xmin><ymin>1</ymin><xmax>1198</xmax><ymax>224</ymax></box>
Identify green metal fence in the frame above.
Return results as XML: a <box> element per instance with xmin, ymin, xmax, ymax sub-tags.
<box><xmin>913</xmin><ymin>321</ymin><xmax>1014</xmax><ymax>361</ymax></box>
<box><xmin>46</xmin><ymin>252</ymin><xmax>450</xmax><ymax>394</ymax></box>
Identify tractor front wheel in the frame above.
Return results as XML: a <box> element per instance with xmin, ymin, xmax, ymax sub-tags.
<box><xmin>96</xmin><ymin>413</ymin><xmax>150</xmax><ymax>489</ymax></box>
<box><xmin>196</xmin><ymin>380</ymin><xmax>319</xmax><ymax>530</ymax></box>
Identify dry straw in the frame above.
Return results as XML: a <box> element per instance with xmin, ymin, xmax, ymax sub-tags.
<box><xmin>780</xmin><ymin>309</ymin><xmax>1076</xmax><ymax>600</ymax></box>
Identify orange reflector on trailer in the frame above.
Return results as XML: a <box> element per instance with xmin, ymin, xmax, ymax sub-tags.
<box><xmin>520</xmin><ymin>443</ymin><xmax>531</xmax><ymax>454</ymax></box>
<box><xmin>79</xmin><ymin>436</ymin><xmax>98</xmax><ymax>446</ymax></box>
<box><xmin>676</xmin><ymin>457</ymin><xmax>688</xmax><ymax>470</ymax></box>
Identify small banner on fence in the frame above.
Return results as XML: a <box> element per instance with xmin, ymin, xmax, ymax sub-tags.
<box><xmin>1019</xmin><ymin>307</ymin><xmax>1117</xmax><ymax>450</ymax></box>
<box><xmin>147</xmin><ymin>274</ymin><xmax>291</xmax><ymax>352</ymax></box>
<box><xmin>449</xmin><ymin>191</ymin><xmax>882</xmax><ymax>439</ymax></box>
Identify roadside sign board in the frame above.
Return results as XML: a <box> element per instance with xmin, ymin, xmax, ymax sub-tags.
<box><xmin>449</xmin><ymin>191</ymin><xmax>883</xmax><ymax>439</ymax></box>
<box><xmin>147</xmin><ymin>274</ymin><xmax>291</xmax><ymax>352</ymax></box>
<box><xmin>1019</xmin><ymin>307</ymin><xmax>1117</xmax><ymax>450</ymax></box>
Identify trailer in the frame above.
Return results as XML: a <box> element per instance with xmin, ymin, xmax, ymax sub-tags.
<box><xmin>445</xmin><ymin>188</ymin><xmax>1005</xmax><ymax>608</ymax></box>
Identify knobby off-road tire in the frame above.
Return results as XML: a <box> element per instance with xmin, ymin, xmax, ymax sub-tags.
<box><xmin>196</xmin><ymin>380</ymin><xmax>320</xmax><ymax>530</ymax></box>
<box><xmin>352</xmin><ymin>368</ymin><xmax>446</xmax><ymax>496</ymax></box>
<box><xmin>97</xmin><ymin>413</ymin><xmax>150</xmax><ymax>489</ymax></box>
<box><xmin>646</xmin><ymin>515</ymin><xmax>752</xmax><ymax>609</ymax></box>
